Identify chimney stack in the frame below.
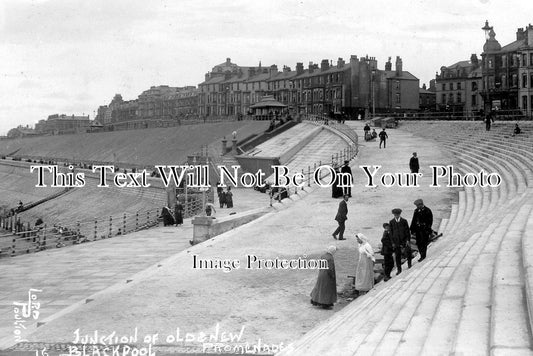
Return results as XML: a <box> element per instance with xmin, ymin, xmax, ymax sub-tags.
<box><xmin>337</xmin><ymin>57</ymin><xmax>345</xmax><ymax>68</ymax></box>
<box><xmin>385</xmin><ymin>57</ymin><xmax>392</xmax><ymax>71</ymax></box>
<box><xmin>270</xmin><ymin>64</ymin><xmax>278</xmax><ymax>78</ymax></box>
<box><xmin>517</xmin><ymin>28</ymin><xmax>525</xmax><ymax>41</ymax></box>
<box><xmin>296</xmin><ymin>62</ymin><xmax>304</xmax><ymax>75</ymax></box>
<box><xmin>321</xmin><ymin>59</ymin><xmax>330</xmax><ymax>71</ymax></box>
<box><xmin>395</xmin><ymin>56</ymin><xmax>403</xmax><ymax>76</ymax></box>
<box><xmin>226</xmin><ymin>58</ymin><xmax>231</xmax><ymax>65</ymax></box>
<box><xmin>309</xmin><ymin>61</ymin><xmax>314</xmax><ymax>74</ymax></box>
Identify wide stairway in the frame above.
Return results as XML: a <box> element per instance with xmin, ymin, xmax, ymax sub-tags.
<box><xmin>277</xmin><ymin>121</ymin><xmax>533</xmax><ymax>356</ymax></box>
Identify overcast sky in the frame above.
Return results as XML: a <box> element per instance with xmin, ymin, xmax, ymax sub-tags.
<box><xmin>1</xmin><ymin>0</ymin><xmax>532</xmax><ymax>135</ymax></box>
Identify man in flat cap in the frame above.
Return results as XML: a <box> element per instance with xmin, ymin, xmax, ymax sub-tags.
<box><xmin>389</xmin><ymin>208</ymin><xmax>412</xmax><ymax>274</ymax></box>
<box><xmin>410</xmin><ymin>199</ymin><xmax>433</xmax><ymax>261</ymax></box>
<box><xmin>340</xmin><ymin>160</ymin><xmax>353</xmax><ymax>198</ymax></box>
<box><xmin>332</xmin><ymin>194</ymin><xmax>349</xmax><ymax>240</ymax></box>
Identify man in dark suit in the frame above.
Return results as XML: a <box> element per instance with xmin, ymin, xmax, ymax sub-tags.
<box><xmin>410</xmin><ymin>199</ymin><xmax>433</xmax><ymax>262</ymax></box>
<box><xmin>340</xmin><ymin>160</ymin><xmax>353</xmax><ymax>197</ymax></box>
<box><xmin>333</xmin><ymin>194</ymin><xmax>349</xmax><ymax>240</ymax></box>
<box><xmin>389</xmin><ymin>208</ymin><xmax>412</xmax><ymax>275</ymax></box>
<box><xmin>409</xmin><ymin>152</ymin><xmax>419</xmax><ymax>173</ymax></box>
<box><xmin>379</xmin><ymin>128</ymin><xmax>388</xmax><ymax>148</ymax></box>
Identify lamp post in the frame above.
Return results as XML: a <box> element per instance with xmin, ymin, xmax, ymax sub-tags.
<box><xmin>371</xmin><ymin>69</ymin><xmax>376</xmax><ymax>117</ymax></box>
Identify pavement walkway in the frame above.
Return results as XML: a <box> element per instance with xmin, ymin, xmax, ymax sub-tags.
<box><xmin>1</xmin><ymin>122</ymin><xmax>457</xmax><ymax>355</ymax></box>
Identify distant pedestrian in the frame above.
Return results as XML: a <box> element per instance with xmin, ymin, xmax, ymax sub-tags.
<box><xmin>225</xmin><ymin>187</ymin><xmax>233</xmax><ymax>208</ymax></box>
<box><xmin>205</xmin><ymin>202</ymin><xmax>216</xmax><ymax>217</ymax></box>
<box><xmin>332</xmin><ymin>194</ymin><xmax>349</xmax><ymax>240</ymax></box>
<box><xmin>485</xmin><ymin>110</ymin><xmax>495</xmax><ymax>131</ymax></box>
<box><xmin>410</xmin><ymin>199</ymin><xmax>433</xmax><ymax>262</ymax></box>
<box><xmin>379</xmin><ymin>128</ymin><xmax>388</xmax><ymax>148</ymax></box>
<box><xmin>340</xmin><ymin>160</ymin><xmax>353</xmax><ymax>197</ymax></box>
<box><xmin>380</xmin><ymin>223</ymin><xmax>394</xmax><ymax>281</ymax></box>
<box><xmin>174</xmin><ymin>199</ymin><xmax>184</xmax><ymax>226</ymax></box>
<box><xmin>355</xmin><ymin>233</ymin><xmax>375</xmax><ymax>294</ymax></box>
<box><xmin>409</xmin><ymin>152</ymin><xmax>420</xmax><ymax>173</ymax></box>
<box><xmin>513</xmin><ymin>123</ymin><xmax>522</xmax><ymax>136</ymax></box>
<box><xmin>161</xmin><ymin>206</ymin><xmax>175</xmax><ymax>226</ymax></box>
<box><xmin>310</xmin><ymin>245</ymin><xmax>337</xmax><ymax>309</ymax></box>
<box><xmin>363</xmin><ymin>123</ymin><xmax>371</xmax><ymax>139</ymax></box>
<box><xmin>390</xmin><ymin>208</ymin><xmax>412</xmax><ymax>275</ymax></box>
<box><xmin>331</xmin><ymin>165</ymin><xmax>343</xmax><ymax>198</ymax></box>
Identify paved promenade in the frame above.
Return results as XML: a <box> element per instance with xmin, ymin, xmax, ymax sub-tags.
<box><xmin>1</xmin><ymin>122</ymin><xmax>456</xmax><ymax>354</ymax></box>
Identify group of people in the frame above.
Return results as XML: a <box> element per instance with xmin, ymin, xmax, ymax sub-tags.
<box><xmin>160</xmin><ymin>199</ymin><xmax>184</xmax><ymax>227</ymax></box>
<box><xmin>381</xmin><ymin>199</ymin><xmax>433</xmax><ymax>281</ymax></box>
<box><xmin>312</xmin><ymin>196</ymin><xmax>434</xmax><ymax>309</ymax></box>
<box><xmin>363</xmin><ymin>123</ymin><xmax>389</xmax><ymax>148</ymax></box>
<box><xmin>310</xmin><ymin>233</ymin><xmax>376</xmax><ymax>309</ymax></box>
<box><xmin>216</xmin><ymin>185</ymin><xmax>234</xmax><ymax>208</ymax></box>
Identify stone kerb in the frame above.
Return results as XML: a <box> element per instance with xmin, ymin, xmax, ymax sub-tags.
<box><xmin>192</xmin><ymin>207</ymin><xmax>270</xmax><ymax>245</ymax></box>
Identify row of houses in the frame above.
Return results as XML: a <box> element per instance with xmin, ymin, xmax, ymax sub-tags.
<box><xmin>436</xmin><ymin>21</ymin><xmax>533</xmax><ymax>118</ymax></box>
<box><xmin>197</xmin><ymin>55</ymin><xmax>420</xmax><ymax>118</ymax></box>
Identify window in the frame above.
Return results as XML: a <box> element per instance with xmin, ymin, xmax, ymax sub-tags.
<box><xmin>512</xmin><ymin>55</ymin><xmax>518</xmax><ymax>67</ymax></box>
<box><xmin>457</xmin><ymin>82</ymin><xmax>462</xmax><ymax>90</ymax></box>
<box><xmin>456</xmin><ymin>92</ymin><xmax>462</xmax><ymax>103</ymax></box>
<box><xmin>522</xmin><ymin>95</ymin><xmax>528</xmax><ymax>110</ymax></box>
<box><xmin>502</xmin><ymin>55</ymin><xmax>507</xmax><ymax>68</ymax></box>
<box><xmin>472</xmin><ymin>95</ymin><xmax>477</xmax><ymax>106</ymax></box>
<box><xmin>450</xmin><ymin>83</ymin><xmax>454</xmax><ymax>90</ymax></box>
<box><xmin>442</xmin><ymin>83</ymin><xmax>446</xmax><ymax>91</ymax></box>
<box><xmin>488</xmin><ymin>58</ymin><xmax>494</xmax><ymax>68</ymax></box>
<box><xmin>501</xmin><ymin>74</ymin><xmax>507</xmax><ymax>88</ymax></box>
<box><xmin>395</xmin><ymin>93</ymin><xmax>401</xmax><ymax>104</ymax></box>
<box><xmin>530</xmin><ymin>53</ymin><xmax>533</xmax><ymax>67</ymax></box>
<box><xmin>523</xmin><ymin>74</ymin><xmax>528</xmax><ymax>88</ymax></box>
<box><xmin>522</xmin><ymin>54</ymin><xmax>527</xmax><ymax>67</ymax></box>
<box><xmin>448</xmin><ymin>93</ymin><xmax>453</xmax><ymax>103</ymax></box>
<box><xmin>395</xmin><ymin>81</ymin><xmax>400</xmax><ymax>90</ymax></box>
<box><xmin>441</xmin><ymin>94</ymin><xmax>446</xmax><ymax>103</ymax></box>
<box><xmin>488</xmin><ymin>76</ymin><xmax>495</xmax><ymax>88</ymax></box>
<box><xmin>512</xmin><ymin>74</ymin><xmax>518</xmax><ymax>87</ymax></box>
<box><xmin>471</xmin><ymin>81</ymin><xmax>478</xmax><ymax>91</ymax></box>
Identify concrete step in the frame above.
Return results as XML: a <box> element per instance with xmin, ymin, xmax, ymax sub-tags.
<box><xmin>490</xmin><ymin>203</ymin><xmax>533</xmax><ymax>354</ymax></box>
<box><xmin>523</xmin><ymin>202</ymin><xmax>533</xmax><ymax>340</ymax></box>
<box><xmin>453</xmin><ymin>210</ymin><xmax>526</xmax><ymax>355</ymax></box>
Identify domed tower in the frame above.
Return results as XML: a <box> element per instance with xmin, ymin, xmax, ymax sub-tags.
<box><xmin>483</xmin><ymin>26</ymin><xmax>501</xmax><ymax>53</ymax></box>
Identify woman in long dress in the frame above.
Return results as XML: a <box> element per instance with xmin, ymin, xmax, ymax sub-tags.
<box><xmin>355</xmin><ymin>233</ymin><xmax>375</xmax><ymax>294</ymax></box>
<box><xmin>310</xmin><ymin>245</ymin><xmax>337</xmax><ymax>309</ymax></box>
<box><xmin>161</xmin><ymin>206</ymin><xmax>175</xmax><ymax>226</ymax></box>
<box><xmin>174</xmin><ymin>199</ymin><xmax>184</xmax><ymax>226</ymax></box>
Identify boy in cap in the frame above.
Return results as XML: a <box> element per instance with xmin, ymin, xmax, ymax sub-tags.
<box><xmin>380</xmin><ymin>222</ymin><xmax>394</xmax><ymax>281</ymax></box>
<box><xmin>410</xmin><ymin>199</ymin><xmax>433</xmax><ymax>261</ymax></box>
<box><xmin>389</xmin><ymin>208</ymin><xmax>412</xmax><ymax>274</ymax></box>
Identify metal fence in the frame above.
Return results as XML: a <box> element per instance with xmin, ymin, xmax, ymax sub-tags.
<box><xmin>0</xmin><ymin>195</ymin><xmax>207</xmax><ymax>258</ymax></box>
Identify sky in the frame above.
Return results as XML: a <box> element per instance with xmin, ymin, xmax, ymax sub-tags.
<box><xmin>1</xmin><ymin>0</ymin><xmax>533</xmax><ymax>135</ymax></box>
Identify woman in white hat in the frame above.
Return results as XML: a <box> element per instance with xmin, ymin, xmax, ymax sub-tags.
<box><xmin>355</xmin><ymin>233</ymin><xmax>375</xmax><ymax>294</ymax></box>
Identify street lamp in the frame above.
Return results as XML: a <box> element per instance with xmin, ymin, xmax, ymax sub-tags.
<box><xmin>371</xmin><ymin>69</ymin><xmax>377</xmax><ymax>116</ymax></box>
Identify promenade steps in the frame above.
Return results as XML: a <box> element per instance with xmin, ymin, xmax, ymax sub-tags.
<box><xmin>0</xmin><ymin>164</ymin><xmax>65</xmax><ymax>210</ymax></box>
<box><xmin>523</xmin><ymin>206</ymin><xmax>533</xmax><ymax>337</ymax></box>
<box><xmin>277</xmin><ymin>122</ymin><xmax>533</xmax><ymax>355</ymax></box>
<box><xmin>264</xmin><ymin>130</ymin><xmax>349</xmax><ymax>185</ymax></box>
<box><xmin>278</xmin><ymin>194</ymin><xmax>533</xmax><ymax>356</ymax></box>
<box><xmin>0</xmin><ymin>121</ymin><xmax>270</xmax><ymax>168</ymax></box>
<box><xmin>247</xmin><ymin>123</ymin><xmax>321</xmax><ymax>158</ymax></box>
<box><xmin>438</xmin><ymin>138</ymin><xmax>529</xmax><ymax>193</ymax></box>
